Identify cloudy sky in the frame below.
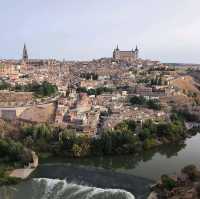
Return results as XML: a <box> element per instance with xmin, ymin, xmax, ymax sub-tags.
<box><xmin>0</xmin><ymin>0</ymin><xmax>200</xmax><ymax>63</ymax></box>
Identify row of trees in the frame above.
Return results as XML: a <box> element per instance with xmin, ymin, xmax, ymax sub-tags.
<box><xmin>19</xmin><ymin>117</ymin><xmax>186</xmax><ymax>158</ymax></box>
<box><xmin>130</xmin><ymin>96</ymin><xmax>161</xmax><ymax>110</ymax></box>
<box><xmin>21</xmin><ymin>124</ymin><xmax>91</xmax><ymax>157</ymax></box>
<box><xmin>139</xmin><ymin>119</ymin><xmax>185</xmax><ymax>148</ymax></box>
<box><xmin>0</xmin><ymin>138</ymin><xmax>29</xmax><ymax>185</ymax></box>
<box><xmin>14</xmin><ymin>81</ymin><xmax>58</xmax><ymax>97</ymax></box>
<box><xmin>77</xmin><ymin>87</ymin><xmax>113</xmax><ymax>96</ymax></box>
<box><xmin>0</xmin><ymin>138</ymin><xmax>32</xmax><ymax>165</ymax></box>
<box><xmin>136</xmin><ymin>76</ymin><xmax>167</xmax><ymax>86</ymax></box>
<box><xmin>20</xmin><ymin>122</ymin><xmax>140</xmax><ymax>157</ymax></box>
<box><xmin>171</xmin><ymin>109</ymin><xmax>200</xmax><ymax>122</ymax></box>
<box><xmin>0</xmin><ymin>80</ymin><xmax>11</xmax><ymax>90</ymax></box>
<box><xmin>0</xmin><ymin>80</ymin><xmax>58</xmax><ymax>97</ymax></box>
<box><xmin>80</xmin><ymin>73</ymin><xmax>98</xmax><ymax>80</ymax></box>
<box><xmin>150</xmin><ymin>76</ymin><xmax>168</xmax><ymax>86</ymax></box>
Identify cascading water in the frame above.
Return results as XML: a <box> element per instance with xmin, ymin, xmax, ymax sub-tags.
<box><xmin>0</xmin><ymin>178</ymin><xmax>135</xmax><ymax>199</ymax></box>
<box><xmin>33</xmin><ymin>178</ymin><xmax>135</xmax><ymax>199</ymax></box>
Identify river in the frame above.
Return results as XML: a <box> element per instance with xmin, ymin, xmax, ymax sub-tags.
<box><xmin>1</xmin><ymin>134</ymin><xmax>200</xmax><ymax>199</ymax></box>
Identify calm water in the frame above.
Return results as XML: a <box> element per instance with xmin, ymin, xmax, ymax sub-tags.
<box><xmin>1</xmin><ymin>134</ymin><xmax>200</xmax><ymax>199</ymax></box>
<box><xmin>39</xmin><ymin>133</ymin><xmax>200</xmax><ymax>180</ymax></box>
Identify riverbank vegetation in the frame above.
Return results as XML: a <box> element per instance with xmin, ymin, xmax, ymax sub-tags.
<box><xmin>0</xmin><ymin>138</ymin><xmax>32</xmax><ymax>186</ymax></box>
<box><xmin>151</xmin><ymin>165</ymin><xmax>200</xmax><ymax>198</ymax></box>
<box><xmin>0</xmin><ymin>108</ymin><xmax>198</xmax><ymax>185</ymax></box>
<box><xmin>16</xmin><ymin>116</ymin><xmax>187</xmax><ymax>158</ymax></box>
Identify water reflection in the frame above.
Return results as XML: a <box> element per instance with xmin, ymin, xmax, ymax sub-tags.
<box><xmin>41</xmin><ymin>140</ymin><xmax>186</xmax><ymax>171</ymax></box>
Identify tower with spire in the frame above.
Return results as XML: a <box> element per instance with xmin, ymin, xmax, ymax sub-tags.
<box><xmin>135</xmin><ymin>45</ymin><xmax>139</xmax><ymax>59</ymax></box>
<box><xmin>22</xmin><ymin>44</ymin><xmax>28</xmax><ymax>62</ymax></box>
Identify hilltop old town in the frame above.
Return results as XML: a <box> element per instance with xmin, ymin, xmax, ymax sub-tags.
<box><xmin>1</xmin><ymin>44</ymin><xmax>200</xmax><ymax>198</ymax></box>
<box><xmin>0</xmin><ymin>44</ymin><xmax>200</xmax><ymax>133</ymax></box>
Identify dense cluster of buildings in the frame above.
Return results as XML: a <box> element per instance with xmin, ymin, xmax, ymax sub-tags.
<box><xmin>0</xmin><ymin>44</ymin><xmax>200</xmax><ymax>135</ymax></box>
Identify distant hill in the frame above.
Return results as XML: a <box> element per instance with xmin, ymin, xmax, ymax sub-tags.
<box><xmin>189</xmin><ymin>71</ymin><xmax>200</xmax><ymax>83</ymax></box>
<box><xmin>164</xmin><ymin>63</ymin><xmax>200</xmax><ymax>67</ymax></box>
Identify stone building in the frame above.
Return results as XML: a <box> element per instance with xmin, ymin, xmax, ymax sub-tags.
<box><xmin>113</xmin><ymin>45</ymin><xmax>139</xmax><ymax>64</ymax></box>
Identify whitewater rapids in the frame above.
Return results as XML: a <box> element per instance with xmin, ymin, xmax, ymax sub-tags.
<box><xmin>31</xmin><ymin>178</ymin><xmax>135</xmax><ymax>199</ymax></box>
<box><xmin>0</xmin><ymin>178</ymin><xmax>135</xmax><ymax>199</ymax></box>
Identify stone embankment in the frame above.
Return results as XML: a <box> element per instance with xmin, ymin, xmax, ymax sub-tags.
<box><xmin>9</xmin><ymin>151</ymin><xmax>38</xmax><ymax>179</ymax></box>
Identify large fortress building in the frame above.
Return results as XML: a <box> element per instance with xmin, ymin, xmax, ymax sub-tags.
<box><xmin>113</xmin><ymin>45</ymin><xmax>139</xmax><ymax>64</ymax></box>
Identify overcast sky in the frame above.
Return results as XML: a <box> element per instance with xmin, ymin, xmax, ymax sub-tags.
<box><xmin>0</xmin><ymin>0</ymin><xmax>200</xmax><ymax>63</ymax></box>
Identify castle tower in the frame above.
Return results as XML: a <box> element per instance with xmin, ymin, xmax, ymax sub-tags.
<box><xmin>22</xmin><ymin>43</ymin><xmax>28</xmax><ymax>62</ymax></box>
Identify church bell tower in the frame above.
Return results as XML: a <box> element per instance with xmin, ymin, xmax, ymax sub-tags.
<box><xmin>22</xmin><ymin>43</ymin><xmax>28</xmax><ymax>62</ymax></box>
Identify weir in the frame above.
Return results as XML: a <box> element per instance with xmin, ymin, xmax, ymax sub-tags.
<box><xmin>0</xmin><ymin>178</ymin><xmax>136</xmax><ymax>199</ymax></box>
<box><xmin>31</xmin><ymin>164</ymin><xmax>154</xmax><ymax>198</ymax></box>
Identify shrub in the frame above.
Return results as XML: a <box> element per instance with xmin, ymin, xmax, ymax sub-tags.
<box><xmin>143</xmin><ymin>138</ymin><xmax>157</xmax><ymax>150</ymax></box>
<box><xmin>182</xmin><ymin>165</ymin><xmax>200</xmax><ymax>181</ymax></box>
<box><xmin>161</xmin><ymin>175</ymin><xmax>176</xmax><ymax>190</ymax></box>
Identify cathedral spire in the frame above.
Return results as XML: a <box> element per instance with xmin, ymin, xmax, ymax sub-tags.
<box><xmin>116</xmin><ymin>44</ymin><xmax>119</xmax><ymax>51</ymax></box>
<box><xmin>135</xmin><ymin>45</ymin><xmax>139</xmax><ymax>59</ymax></box>
<box><xmin>22</xmin><ymin>43</ymin><xmax>28</xmax><ymax>61</ymax></box>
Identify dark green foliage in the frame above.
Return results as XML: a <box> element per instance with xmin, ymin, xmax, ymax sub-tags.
<box><xmin>14</xmin><ymin>81</ymin><xmax>58</xmax><ymax>97</ymax></box>
<box><xmin>171</xmin><ymin>109</ymin><xmax>200</xmax><ymax>122</ymax></box>
<box><xmin>139</xmin><ymin>128</ymin><xmax>151</xmax><ymax>141</ymax></box>
<box><xmin>138</xmin><ymin>119</ymin><xmax>185</xmax><ymax>143</ymax></box>
<box><xmin>19</xmin><ymin>117</ymin><xmax>186</xmax><ymax>157</ymax></box>
<box><xmin>161</xmin><ymin>175</ymin><xmax>176</xmax><ymax>190</ymax></box>
<box><xmin>80</xmin><ymin>73</ymin><xmax>98</xmax><ymax>80</ymax></box>
<box><xmin>130</xmin><ymin>96</ymin><xmax>146</xmax><ymax>105</ymax></box>
<box><xmin>99</xmin><ymin>130</ymin><xmax>141</xmax><ymax>155</ymax></box>
<box><xmin>150</xmin><ymin>76</ymin><xmax>163</xmax><ymax>86</ymax></box>
<box><xmin>129</xmin><ymin>96</ymin><xmax>161</xmax><ymax>110</ymax></box>
<box><xmin>0</xmin><ymin>80</ymin><xmax>58</xmax><ymax>97</ymax></box>
<box><xmin>77</xmin><ymin>87</ymin><xmax>113</xmax><ymax>96</ymax></box>
<box><xmin>114</xmin><ymin>120</ymin><xmax>136</xmax><ymax>132</ymax></box>
<box><xmin>0</xmin><ymin>139</ymin><xmax>32</xmax><ymax>165</ymax></box>
<box><xmin>143</xmin><ymin>138</ymin><xmax>157</xmax><ymax>150</ymax></box>
<box><xmin>146</xmin><ymin>99</ymin><xmax>161</xmax><ymax>110</ymax></box>
<box><xmin>20</xmin><ymin>123</ymin><xmax>141</xmax><ymax>156</ymax></box>
<box><xmin>0</xmin><ymin>80</ymin><xmax>11</xmax><ymax>90</ymax></box>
